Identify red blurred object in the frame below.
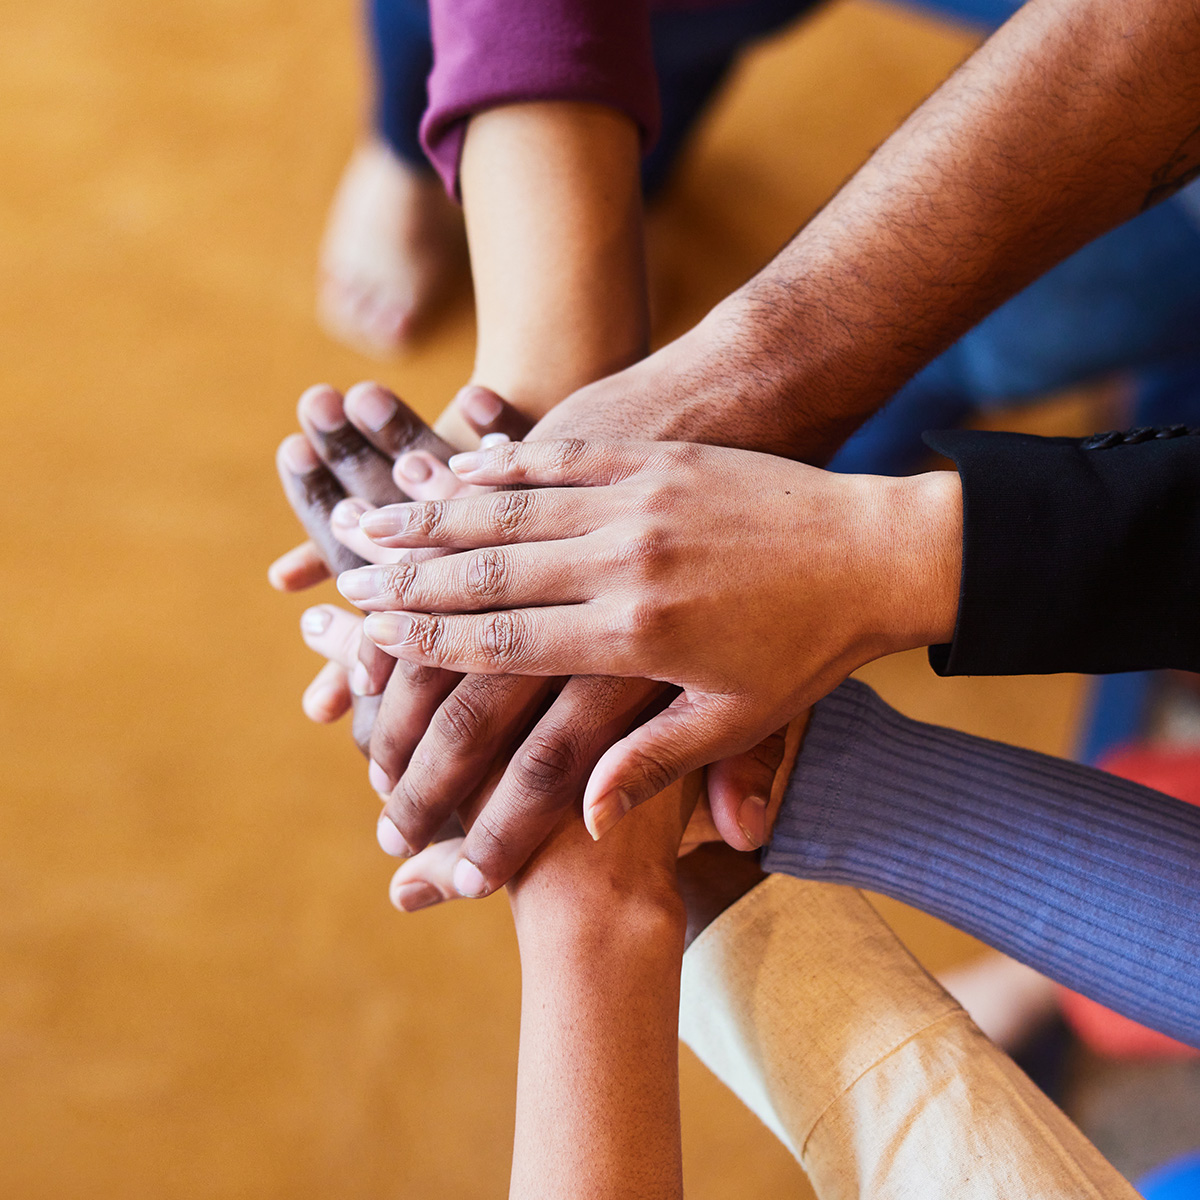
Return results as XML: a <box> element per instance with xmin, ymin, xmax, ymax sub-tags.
<box><xmin>1054</xmin><ymin>745</ymin><xmax>1200</xmax><ymax>1060</ymax></box>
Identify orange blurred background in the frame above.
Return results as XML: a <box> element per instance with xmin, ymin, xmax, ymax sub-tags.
<box><xmin>0</xmin><ymin>2</ymin><xmax>1099</xmax><ymax>1195</ymax></box>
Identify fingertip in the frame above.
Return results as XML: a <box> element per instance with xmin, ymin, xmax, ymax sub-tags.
<box><xmin>451</xmin><ymin>858</ymin><xmax>491</xmax><ymax>899</ymax></box>
<box><xmin>278</xmin><ymin>432</ymin><xmax>320</xmax><ymax>476</ymax></box>
<box><xmin>391</xmin><ymin>881</ymin><xmax>444</xmax><ymax>913</ymax></box>
<box><xmin>584</xmin><ymin>788</ymin><xmax>632</xmax><ymax>842</ymax></box>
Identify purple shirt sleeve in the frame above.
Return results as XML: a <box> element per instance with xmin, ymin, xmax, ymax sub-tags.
<box><xmin>420</xmin><ymin>0</ymin><xmax>660</xmax><ymax>198</ymax></box>
<box><xmin>763</xmin><ymin>679</ymin><xmax>1200</xmax><ymax>1048</ymax></box>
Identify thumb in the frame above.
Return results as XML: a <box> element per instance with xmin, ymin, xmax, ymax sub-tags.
<box><xmin>705</xmin><ymin>725</ymin><xmax>788</xmax><ymax>852</ymax></box>
<box><xmin>453</xmin><ymin>385</ymin><xmax>534</xmax><ymax>441</ymax></box>
<box><xmin>582</xmin><ymin>695</ymin><xmax>745</xmax><ymax>841</ymax></box>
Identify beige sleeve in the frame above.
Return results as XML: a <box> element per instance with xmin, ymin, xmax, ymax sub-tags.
<box><xmin>679</xmin><ymin>874</ymin><xmax>1136</xmax><ymax>1200</ymax></box>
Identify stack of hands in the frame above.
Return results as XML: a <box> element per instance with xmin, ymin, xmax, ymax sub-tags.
<box><xmin>270</xmin><ymin>379</ymin><xmax>961</xmax><ymax>915</ymax></box>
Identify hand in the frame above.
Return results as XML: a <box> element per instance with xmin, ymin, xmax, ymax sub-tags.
<box><xmin>348</xmin><ymin>439</ymin><xmax>960</xmax><ymax>823</ymax></box>
<box><xmin>272</xmin><ymin>385</ymin><xmax>804</xmax><ymax>899</ymax></box>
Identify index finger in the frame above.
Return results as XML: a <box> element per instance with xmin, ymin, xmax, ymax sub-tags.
<box><xmin>448</xmin><ymin>439</ymin><xmax>658</xmax><ymax>488</ymax></box>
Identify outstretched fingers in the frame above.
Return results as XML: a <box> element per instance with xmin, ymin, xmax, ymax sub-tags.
<box><xmin>359</xmin><ymin>487</ymin><xmax>603</xmax><ymax>551</ymax></box>
<box><xmin>448</xmin><ymin>438</ymin><xmax>657</xmax><ymax>488</ymax></box>
<box><xmin>360</xmin><ymin>606</ymin><xmax>629</xmax><ymax>677</ymax></box>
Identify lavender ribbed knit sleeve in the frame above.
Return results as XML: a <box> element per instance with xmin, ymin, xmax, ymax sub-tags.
<box><xmin>420</xmin><ymin>0</ymin><xmax>659</xmax><ymax>197</ymax></box>
<box><xmin>763</xmin><ymin>680</ymin><xmax>1200</xmax><ymax>1048</ymax></box>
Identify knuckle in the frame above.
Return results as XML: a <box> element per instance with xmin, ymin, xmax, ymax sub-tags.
<box><xmin>410</xmin><ymin>615</ymin><xmax>447</xmax><ymax>662</ymax></box>
<box><xmin>477</xmin><ymin>611</ymin><xmax>526</xmax><ymax>669</ymax></box>
<box><xmin>511</xmin><ymin>729</ymin><xmax>584</xmax><ymax>799</ymax></box>
<box><xmin>407</xmin><ymin>500</ymin><xmax>447</xmax><ymax>540</ymax></box>
<box><xmin>465</xmin><ymin>548</ymin><xmax>508</xmax><ymax>602</ymax></box>
<box><xmin>622</xmin><ymin>744</ymin><xmax>676</xmax><ymax>799</ymax></box>
<box><xmin>381</xmin><ymin>559</ymin><xmax>419</xmax><ymax>605</ymax></box>
<box><xmin>548</xmin><ymin>438</ymin><xmax>588</xmax><ymax>475</ymax></box>
<box><xmin>389</xmin><ymin>765</ymin><xmax>444</xmax><ymax>834</ymax></box>
<box><xmin>431</xmin><ymin>688</ymin><xmax>493</xmax><ymax>746</ymax></box>
<box><xmin>489</xmin><ymin>490</ymin><xmax>533</xmax><ymax>538</ymax></box>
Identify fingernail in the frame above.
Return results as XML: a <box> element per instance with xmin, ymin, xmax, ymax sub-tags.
<box><xmin>303</xmin><ymin>386</ymin><xmax>345</xmax><ymax>432</ymax></box>
<box><xmin>368</xmin><ymin>759</ymin><xmax>392</xmax><ymax>797</ymax></box>
<box><xmin>397</xmin><ymin>453</ymin><xmax>432</xmax><ymax>484</ymax></box>
<box><xmin>586</xmin><ymin>789</ymin><xmax>632</xmax><ymax>841</ymax></box>
<box><xmin>359</xmin><ymin>506</ymin><xmax>407</xmax><ymax>537</ymax></box>
<box><xmin>393</xmin><ymin>881</ymin><xmax>442</xmax><ymax>912</ymax></box>
<box><xmin>280</xmin><ymin>434</ymin><xmax>320</xmax><ymax>475</ymax></box>
<box><xmin>363</xmin><ymin>612</ymin><xmax>411</xmax><ymax>646</ymax></box>
<box><xmin>452</xmin><ymin>858</ymin><xmax>490</xmax><ymax>898</ymax></box>
<box><xmin>480</xmin><ymin>432</ymin><xmax>510</xmax><ymax>448</ymax></box>
<box><xmin>376</xmin><ymin>813</ymin><xmax>412</xmax><ymax>857</ymax></box>
<box><xmin>303</xmin><ymin>685</ymin><xmax>340</xmax><ymax>717</ymax></box>
<box><xmin>459</xmin><ymin>386</ymin><xmax>503</xmax><ymax>426</ymax></box>
<box><xmin>736</xmin><ymin>795</ymin><xmax>767</xmax><ymax>848</ymax></box>
<box><xmin>448</xmin><ymin>452</ymin><xmax>481</xmax><ymax>476</ymax></box>
<box><xmin>332</xmin><ymin>498</ymin><xmax>367</xmax><ymax>527</ymax></box>
<box><xmin>350</xmin><ymin>661</ymin><xmax>372</xmax><ymax>696</ymax></box>
<box><xmin>348</xmin><ymin>385</ymin><xmax>397</xmax><ymax>432</ymax></box>
<box><xmin>300</xmin><ymin>607</ymin><xmax>331</xmax><ymax>637</ymax></box>
<box><xmin>336</xmin><ymin>567</ymin><xmax>383</xmax><ymax>602</ymax></box>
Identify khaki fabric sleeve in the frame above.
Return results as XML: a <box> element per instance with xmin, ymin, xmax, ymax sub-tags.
<box><xmin>679</xmin><ymin>874</ymin><xmax>1136</xmax><ymax>1199</ymax></box>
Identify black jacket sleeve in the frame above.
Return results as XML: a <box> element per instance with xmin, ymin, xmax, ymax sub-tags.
<box><xmin>923</xmin><ymin>425</ymin><xmax>1200</xmax><ymax>676</ymax></box>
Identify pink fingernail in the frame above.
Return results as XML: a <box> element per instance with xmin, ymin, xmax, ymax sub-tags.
<box><xmin>280</xmin><ymin>434</ymin><xmax>320</xmax><ymax>475</ymax></box>
<box><xmin>459</xmin><ymin>386</ymin><xmax>503</xmax><ymax>426</ymax></box>
<box><xmin>300</xmin><ymin>607</ymin><xmax>331</xmax><ymax>637</ymax></box>
<box><xmin>359</xmin><ymin>506</ymin><xmax>407</xmax><ymax>537</ymax></box>
<box><xmin>393</xmin><ymin>882</ymin><xmax>442</xmax><ymax>912</ymax></box>
<box><xmin>397</xmin><ymin>453</ymin><xmax>433</xmax><ymax>484</ymax></box>
<box><xmin>303</xmin><ymin>386</ymin><xmax>345</xmax><ymax>432</ymax></box>
<box><xmin>363</xmin><ymin>612</ymin><xmax>411</xmax><ymax>646</ymax></box>
<box><xmin>337</xmin><ymin>567</ymin><xmax>383</xmax><ymax>602</ymax></box>
<box><xmin>736</xmin><ymin>795</ymin><xmax>767</xmax><ymax>848</ymax></box>
<box><xmin>348</xmin><ymin>385</ymin><xmax>397</xmax><ymax>433</ymax></box>
<box><xmin>350</xmin><ymin>661</ymin><xmax>372</xmax><ymax>696</ymax></box>
<box><xmin>368</xmin><ymin>759</ymin><xmax>392</xmax><ymax>797</ymax></box>
<box><xmin>452</xmin><ymin>859</ymin><xmax>490</xmax><ymax>898</ymax></box>
<box><xmin>377</xmin><ymin>814</ymin><xmax>412</xmax><ymax>857</ymax></box>
<box><xmin>447</xmin><ymin>452</ymin><xmax>480</xmax><ymax>475</ymax></box>
<box><xmin>332</xmin><ymin>498</ymin><xmax>367</xmax><ymax>527</ymax></box>
<box><xmin>586</xmin><ymin>789</ymin><xmax>632</xmax><ymax>841</ymax></box>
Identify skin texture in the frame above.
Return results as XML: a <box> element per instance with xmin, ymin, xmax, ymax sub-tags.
<box><xmin>324</xmin><ymin>103</ymin><xmax>790</xmax><ymax>898</ymax></box>
<box><xmin>348</xmin><ymin>440</ymin><xmax>962</xmax><ymax>832</ymax></box>
<box><xmin>527</xmin><ymin>0</ymin><xmax>1200</xmax><ymax>467</ymax></box>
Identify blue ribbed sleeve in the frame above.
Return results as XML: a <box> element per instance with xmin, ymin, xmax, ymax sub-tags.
<box><xmin>763</xmin><ymin>679</ymin><xmax>1200</xmax><ymax>1047</ymax></box>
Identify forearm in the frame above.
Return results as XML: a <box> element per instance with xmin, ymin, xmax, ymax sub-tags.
<box><xmin>432</xmin><ymin>100</ymin><xmax>647</xmax><ymax>448</ymax></box>
<box><xmin>540</xmin><ymin>0</ymin><xmax>1200</xmax><ymax>461</ymax></box>
<box><xmin>724</xmin><ymin>0</ymin><xmax>1200</xmax><ymax>457</ymax></box>
<box><xmin>510</xmin><ymin>893</ymin><xmax>686</xmax><ymax>1200</ymax></box>
<box><xmin>764</xmin><ymin>680</ymin><xmax>1200</xmax><ymax>1046</ymax></box>
<box><xmin>681</xmin><ymin>876</ymin><xmax>1135</xmax><ymax>1198</ymax></box>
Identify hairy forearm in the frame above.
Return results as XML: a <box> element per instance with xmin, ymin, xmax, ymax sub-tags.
<box><xmin>730</xmin><ymin>0</ymin><xmax>1200</xmax><ymax>456</ymax></box>
<box><xmin>541</xmin><ymin>0</ymin><xmax>1200</xmax><ymax>462</ymax></box>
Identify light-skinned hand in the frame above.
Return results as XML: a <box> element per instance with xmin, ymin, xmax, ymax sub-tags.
<box><xmin>346</xmin><ymin>438</ymin><xmax>961</xmax><ymax>837</ymax></box>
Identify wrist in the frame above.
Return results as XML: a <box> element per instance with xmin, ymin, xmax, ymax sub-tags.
<box><xmin>510</xmin><ymin>872</ymin><xmax>686</xmax><ymax>964</ymax></box>
<box><xmin>874</xmin><ymin>469</ymin><xmax>963</xmax><ymax>650</ymax></box>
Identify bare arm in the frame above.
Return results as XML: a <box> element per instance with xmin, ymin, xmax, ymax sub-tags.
<box><xmin>540</xmin><ymin>0</ymin><xmax>1200</xmax><ymax>460</ymax></box>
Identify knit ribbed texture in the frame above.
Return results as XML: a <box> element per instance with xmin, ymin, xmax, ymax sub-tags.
<box><xmin>763</xmin><ymin>680</ymin><xmax>1200</xmax><ymax>1047</ymax></box>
